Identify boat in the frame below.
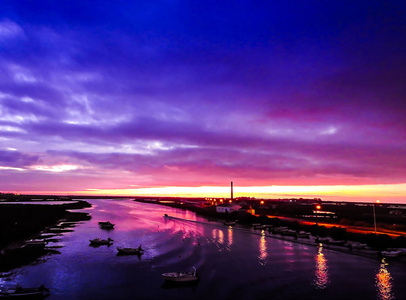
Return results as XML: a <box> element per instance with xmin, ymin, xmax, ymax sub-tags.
<box><xmin>328</xmin><ymin>240</ymin><xmax>346</xmax><ymax>246</ymax></box>
<box><xmin>349</xmin><ymin>242</ymin><xmax>368</xmax><ymax>249</ymax></box>
<box><xmin>24</xmin><ymin>239</ymin><xmax>47</xmax><ymax>248</ymax></box>
<box><xmin>0</xmin><ymin>284</ymin><xmax>49</xmax><ymax>298</ymax></box>
<box><xmin>223</xmin><ymin>221</ymin><xmax>237</xmax><ymax>226</ymax></box>
<box><xmin>381</xmin><ymin>250</ymin><xmax>401</xmax><ymax>258</ymax></box>
<box><xmin>162</xmin><ymin>267</ymin><xmax>199</xmax><ymax>282</ymax></box>
<box><xmin>89</xmin><ymin>238</ymin><xmax>113</xmax><ymax>246</ymax></box>
<box><xmin>21</xmin><ymin>239</ymin><xmax>47</xmax><ymax>251</ymax></box>
<box><xmin>316</xmin><ymin>237</ymin><xmax>330</xmax><ymax>243</ymax></box>
<box><xmin>254</xmin><ymin>225</ymin><xmax>268</xmax><ymax>230</ymax></box>
<box><xmin>117</xmin><ymin>245</ymin><xmax>144</xmax><ymax>255</ymax></box>
<box><xmin>98</xmin><ymin>221</ymin><xmax>115</xmax><ymax>229</ymax></box>
<box><xmin>296</xmin><ymin>231</ymin><xmax>311</xmax><ymax>238</ymax></box>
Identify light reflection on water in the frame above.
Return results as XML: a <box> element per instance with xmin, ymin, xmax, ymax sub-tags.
<box><xmin>227</xmin><ymin>227</ymin><xmax>233</xmax><ymax>250</ymax></box>
<box><xmin>258</xmin><ymin>230</ymin><xmax>267</xmax><ymax>266</ymax></box>
<box><xmin>313</xmin><ymin>244</ymin><xmax>329</xmax><ymax>289</ymax></box>
<box><xmin>376</xmin><ymin>259</ymin><xmax>394</xmax><ymax>300</ymax></box>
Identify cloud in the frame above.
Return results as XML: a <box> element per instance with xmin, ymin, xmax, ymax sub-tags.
<box><xmin>0</xmin><ymin>19</ymin><xmax>24</xmax><ymax>41</ymax></box>
<box><xmin>0</xmin><ymin>149</ymin><xmax>39</xmax><ymax>168</ymax></box>
<box><xmin>0</xmin><ymin>1</ymin><xmax>405</xmax><ymax>199</ymax></box>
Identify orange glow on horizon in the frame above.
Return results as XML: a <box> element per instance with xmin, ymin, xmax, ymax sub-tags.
<box><xmin>13</xmin><ymin>183</ymin><xmax>406</xmax><ymax>203</ymax></box>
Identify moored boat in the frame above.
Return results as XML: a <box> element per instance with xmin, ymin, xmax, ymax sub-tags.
<box><xmin>98</xmin><ymin>221</ymin><xmax>115</xmax><ymax>229</ymax></box>
<box><xmin>22</xmin><ymin>239</ymin><xmax>47</xmax><ymax>250</ymax></box>
<box><xmin>162</xmin><ymin>267</ymin><xmax>198</xmax><ymax>282</ymax></box>
<box><xmin>381</xmin><ymin>250</ymin><xmax>401</xmax><ymax>258</ymax></box>
<box><xmin>89</xmin><ymin>238</ymin><xmax>113</xmax><ymax>246</ymax></box>
<box><xmin>117</xmin><ymin>245</ymin><xmax>144</xmax><ymax>255</ymax></box>
<box><xmin>0</xmin><ymin>284</ymin><xmax>49</xmax><ymax>298</ymax></box>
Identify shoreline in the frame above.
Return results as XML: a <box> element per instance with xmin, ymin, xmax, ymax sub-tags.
<box><xmin>0</xmin><ymin>200</ymin><xmax>91</xmax><ymax>272</ymax></box>
<box><xmin>138</xmin><ymin>199</ymin><xmax>406</xmax><ymax>264</ymax></box>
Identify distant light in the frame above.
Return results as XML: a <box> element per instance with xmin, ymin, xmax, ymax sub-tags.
<box><xmin>316</xmin><ymin>205</ymin><xmax>321</xmax><ymax>210</ymax></box>
<box><xmin>376</xmin><ymin>200</ymin><xmax>380</xmax><ymax>203</ymax></box>
<box><xmin>260</xmin><ymin>200</ymin><xmax>264</xmax><ymax>205</ymax></box>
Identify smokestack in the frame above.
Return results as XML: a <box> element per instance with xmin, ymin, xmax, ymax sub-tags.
<box><xmin>231</xmin><ymin>181</ymin><xmax>233</xmax><ymax>200</ymax></box>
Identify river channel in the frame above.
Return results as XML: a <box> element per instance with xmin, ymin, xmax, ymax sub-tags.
<box><xmin>1</xmin><ymin>199</ymin><xmax>405</xmax><ymax>300</ymax></box>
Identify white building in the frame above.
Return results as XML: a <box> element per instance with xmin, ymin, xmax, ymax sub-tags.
<box><xmin>216</xmin><ymin>204</ymin><xmax>241</xmax><ymax>213</ymax></box>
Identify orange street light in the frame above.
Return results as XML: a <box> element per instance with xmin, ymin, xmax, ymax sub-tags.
<box><xmin>315</xmin><ymin>204</ymin><xmax>321</xmax><ymax>226</ymax></box>
<box><xmin>373</xmin><ymin>200</ymin><xmax>380</xmax><ymax>234</ymax></box>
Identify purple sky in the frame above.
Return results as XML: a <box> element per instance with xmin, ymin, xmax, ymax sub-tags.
<box><xmin>1</xmin><ymin>1</ymin><xmax>406</xmax><ymax>202</ymax></box>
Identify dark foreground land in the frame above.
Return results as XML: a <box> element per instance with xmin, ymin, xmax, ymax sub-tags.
<box><xmin>0</xmin><ymin>197</ymin><xmax>91</xmax><ymax>272</ymax></box>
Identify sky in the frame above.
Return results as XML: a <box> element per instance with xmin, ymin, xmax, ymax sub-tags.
<box><xmin>1</xmin><ymin>1</ymin><xmax>406</xmax><ymax>203</ymax></box>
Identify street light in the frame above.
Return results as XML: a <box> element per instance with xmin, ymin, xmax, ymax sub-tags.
<box><xmin>315</xmin><ymin>204</ymin><xmax>321</xmax><ymax>226</ymax></box>
<box><xmin>373</xmin><ymin>200</ymin><xmax>380</xmax><ymax>234</ymax></box>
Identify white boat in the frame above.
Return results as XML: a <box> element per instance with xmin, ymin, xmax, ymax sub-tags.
<box><xmin>98</xmin><ymin>221</ymin><xmax>115</xmax><ymax>229</ymax></box>
<box><xmin>0</xmin><ymin>284</ymin><xmax>49</xmax><ymax>298</ymax></box>
<box><xmin>381</xmin><ymin>250</ymin><xmax>401</xmax><ymax>258</ymax></box>
<box><xmin>22</xmin><ymin>239</ymin><xmax>47</xmax><ymax>249</ymax></box>
<box><xmin>117</xmin><ymin>245</ymin><xmax>144</xmax><ymax>255</ymax></box>
<box><xmin>89</xmin><ymin>238</ymin><xmax>113</xmax><ymax>245</ymax></box>
<box><xmin>296</xmin><ymin>231</ymin><xmax>311</xmax><ymax>238</ymax></box>
<box><xmin>254</xmin><ymin>225</ymin><xmax>268</xmax><ymax>229</ymax></box>
<box><xmin>162</xmin><ymin>267</ymin><xmax>198</xmax><ymax>282</ymax></box>
<box><xmin>349</xmin><ymin>242</ymin><xmax>368</xmax><ymax>249</ymax></box>
<box><xmin>328</xmin><ymin>240</ymin><xmax>346</xmax><ymax>246</ymax></box>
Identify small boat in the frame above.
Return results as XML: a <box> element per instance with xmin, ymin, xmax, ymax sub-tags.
<box><xmin>98</xmin><ymin>221</ymin><xmax>115</xmax><ymax>229</ymax></box>
<box><xmin>254</xmin><ymin>225</ymin><xmax>268</xmax><ymax>230</ymax></box>
<box><xmin>328</xmin><ymin>240</ymin><xmax>346</xmax><ymax>246</ymax></box>
<box><xmin>296</xmin><ymin>231</ymin><xmax>311</xmax><ymax>238</ymax></box>
<box><xmin>0</xmin><ymin>284</ymin><xmax>49</xmax><ymax>298</ymax></box>
<box><xmin>223</xmin><ymin>221</ymin><xmax>237</xmax><ymax>226</ymax></box>
<box><xmin>381</xmin><ymin>250</ymin><xmax>401</xmax><ymax>258</ymax></box>
<box><xmin>117</xmin><ymin>245</ymin><xmax>144</xmax><ymax>255</ymax></box>
<box><xmin>89</xmin><ymin>238</ymin><xmax>113</xmax><ymax>246</ymax></box>
<box><xmin>162</xmin><ymin>267</ymin><xmax>199</xmax><ymax>282</ymax></box>
<box><xmin>350</xmin><ymin>242</ymin><xmax>368</xmax><ymax>249</ymax></box>
<box><xmin>21</xmin><ymin>239</ymin><xmax>47</xmax><ymax>250</ymax></box>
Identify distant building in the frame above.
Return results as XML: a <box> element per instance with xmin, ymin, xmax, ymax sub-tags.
<box><xmin>216</xmin><ymin>204</ymin><xmax>241</xmax><ymax>213</ymax></box>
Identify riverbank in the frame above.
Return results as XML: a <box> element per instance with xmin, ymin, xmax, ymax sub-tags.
<box><xmin>135</xmin><ymin>198</ymin><xmax>406</xmax><ymax>262</ymax></box>
<box><xmin>0</xmin><ymin>199</ymin><xmax>91</xmax><ymax>272</ymax></box>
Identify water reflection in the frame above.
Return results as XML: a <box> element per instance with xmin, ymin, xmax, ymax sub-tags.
<box><xmin>227</xmin><ymin>227</ymin><xmax>233</xmax><ymax>251</ymax></box>
<box><xmin>258</xmin><ymin>230</ymin><xmax>267</xmax><ymax>266</ymax></box>
<box><xmin>313</xmin><ymin>244</ymin><xmax>329</xmax><ymax>289</ymax></box>
<box><xmin>376</xmin><ymin>259</ymin><xmax>394</xmax><ymax>300</ymax></box>
<box><xmin>218</xmin><ymin>229</ymin><xmax>224</xmax><ymax>244</ymax></box>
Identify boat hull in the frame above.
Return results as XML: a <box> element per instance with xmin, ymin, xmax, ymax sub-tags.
<box><xmin>162</xmin><ymin>273</ymin><xmax>199</xmax><ymax>282</ymax></box>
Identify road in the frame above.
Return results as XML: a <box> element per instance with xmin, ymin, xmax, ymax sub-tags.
<box><xmin>265</xmin><ymin>215</ymin><xmax>406</xmax><ymax>238</ymax></box>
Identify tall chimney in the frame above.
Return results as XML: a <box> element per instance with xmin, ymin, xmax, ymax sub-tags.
<box><xmin>231</xmin><ymin>181</ymin><xmax>233</xmax><ymax>200</ymax></box>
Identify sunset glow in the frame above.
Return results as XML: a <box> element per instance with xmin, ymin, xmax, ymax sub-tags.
<box><xmin>1</xmin><ymin>1</ymin><xmax>405</xmax><ymax>203</ymax></box>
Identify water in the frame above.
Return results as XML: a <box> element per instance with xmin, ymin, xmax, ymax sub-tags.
<box><xmin>1</xmin><ymin>199</ymin><xmax>405</xmax><ymax>300</ymax></box>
